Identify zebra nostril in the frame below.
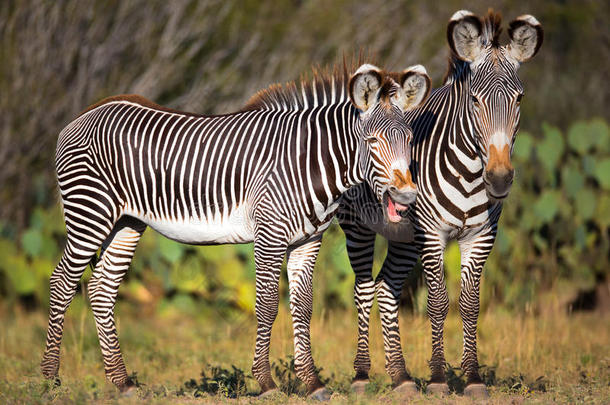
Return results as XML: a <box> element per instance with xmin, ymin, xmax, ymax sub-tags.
<box><xmin>388</xmin><ymin>185</ymin><xmax>398</xmax><ymax>193</ymax></box>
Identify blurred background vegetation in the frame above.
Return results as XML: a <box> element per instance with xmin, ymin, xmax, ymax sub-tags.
<box><xmin>0</xmin><ymin>0</ymin><xmax>608</xmax><ymax>318</ymax></box>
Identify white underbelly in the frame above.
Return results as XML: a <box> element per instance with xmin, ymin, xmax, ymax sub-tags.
<box><xmin>127</xmin><ymin>205</ymin><xmax>254</xmax><ymax>245</ymax></box>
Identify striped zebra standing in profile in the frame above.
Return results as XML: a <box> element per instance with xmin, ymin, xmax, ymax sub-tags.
<box><xmin>40</xmin><ymin>61</ymin><xmax>431</xmax><ymax>398</ymax></box>
<box><xmin>338</xmin><ymin>10</ymin><xmax>543</xmax><ymax>398</ymax></box>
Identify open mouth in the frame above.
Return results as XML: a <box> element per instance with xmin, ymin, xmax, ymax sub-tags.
<box><xmin>384</xmin><ymin>192</ymin><xmax>409</xmax><ymax>223</ymax></box>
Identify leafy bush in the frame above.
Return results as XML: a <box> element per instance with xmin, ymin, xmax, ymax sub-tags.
<box><xmin>181</xmin><ymin>365</ymin><xmax>249</xmax><ymax>398</ymax></box>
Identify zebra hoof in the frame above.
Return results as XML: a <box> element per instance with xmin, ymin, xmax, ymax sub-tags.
<box><xmin>258</xmin><ymin>388</ymin><xmax>282</xmax><ymax>399</ymax></box>
<box><xmin>350</xmin><ymin>380</ymin><xmax>369</xmax><ymax>395</ymax></box>
<box><xmin>119</xmin><ymin>380</ymin><xmax>138</xmax><ymax>397</ymax></box>
<box><xmin>393</xmin><ymin>380</ymin><xmax>419</xmax><ymax>397</ymax></box>
<box><xmin>464</xmin><ymin>383</ymin><xmax>489</xmax><ymax>398</ymax></box>
<box><xmin>121</xmin><ymin>385</ymin><xmax>137</xmax><ymax>397</ymax></box>
<box><xmin>426</xmin><ymin>382</ymin><xmax>450</xmax><ymax>396</ymax></box>
<box><xmin>308</xmin><ymin>387</ymin><xmax>331</xmax><ymax>401</ymax></box>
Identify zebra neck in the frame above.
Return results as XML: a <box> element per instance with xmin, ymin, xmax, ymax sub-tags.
<box><xmin>295</xmin><ymin>101</ymin><xmax>364</xmax><ymax>204</ymax></box>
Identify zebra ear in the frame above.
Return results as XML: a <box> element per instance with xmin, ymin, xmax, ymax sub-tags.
<box><xmin>349</xmin><ymin>64</ymin><xmax>383</xmax><ymax>113</ymax></box>
<box><xmin>447</xmin><ymin>10</ymin><xmax>484</xmax><ymax>62</ymax></box>
<box><xmin>395</xmin><ymin>65</ymin><xmax>431</xmax><ymax>111</ymax></box>
<box><xmin>507</xmin><ymin>15</ymin><xmax>543</xmax><ymax>63</ymax></box>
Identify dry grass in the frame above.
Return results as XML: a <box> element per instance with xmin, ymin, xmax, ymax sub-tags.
<box><xmin>0</xmin><ymin>297</ymin><xmax>608</xmax><ymax>404</ymax></box>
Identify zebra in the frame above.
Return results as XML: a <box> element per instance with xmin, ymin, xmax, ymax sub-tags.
<box><xmin>338</xmin><ymin>10</ymin><xmax>543</xmax><ymax>398</ymax></box>
<box><xmin>40</xmin><ymin>61</ymin><xmax>431</xmax><ymax>399</ymax></box>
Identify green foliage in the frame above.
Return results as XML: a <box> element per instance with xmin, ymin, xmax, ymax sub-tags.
<box><xmin>271</xmin><ymin>355</ymin><xmax>328</xmax><ymax>396</ymax></box>
<box><xmin>181</xmin><ymin>365</ymin><xmax>249</xmax><ymax>398</ymax></box>
<box><xmin>485</xmin><ymin>118</ymin><xmax>610</xmax><ymax>310</ymax></box>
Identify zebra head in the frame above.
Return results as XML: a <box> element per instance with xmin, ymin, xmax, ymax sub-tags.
<box><xmin>448</xmin><ymin>10</ymin><xmax>543</xmax><ymax>200</ymax></box>
<box><xmin>349</xmin><ymin>64</ymin><xmax>431</xmax><ymax>223</ymax></box>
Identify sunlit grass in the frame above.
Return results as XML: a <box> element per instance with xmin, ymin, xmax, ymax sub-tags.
<box><xmin>0</xmin><ymin>298</ymin><xmax>608</xmax><ymax>404</ymax></box>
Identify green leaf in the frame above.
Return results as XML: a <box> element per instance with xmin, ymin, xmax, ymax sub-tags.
<box><xmin>197</xmin><ymin>245</ymin><xmax>229</xmax><ymax>262</ymax></box>
<box><xmin>562</xmin><ymin>167</ymin><xmax>584</xmax><ymax>199</ymax></box>
<box><xmin>589</xmin><ymin>118</ymin><xmax>610</xmax><ymax>152</ymax></box>
<box><xmin>567</xmin><ymin>121</ymin><xmax>597</xmax><ymax>155</ymax></box>
<box><xmin>533</xmin><ymin>191</ymin><xmax>559</xmax><ymax>224</ymax></box>
<box><xmin>158</xmin><ymin>237</ymin><xmax>184</xmax><ymax>263</ymax></box>
<box><xmin>235</xmin><ymin>283</ymin><xmax>256</xmax><ymax>314</ymax></box>
<box><xmin>574</xmin><ymin>225</ymin><xmax>587</xmax><ymax>249</ymax></box>
<box><xmin>4</xmin><ymin>255</ymin><xmax>36</xmax><ymax>295</ymax></box>
<box><xmin>21</xmin><ymin>229</ymin><xmax>43</xmax><ymax>257</ymax></box>
<box><xmin>0</xmin><ymin>238</ymin><xmax>17</xmax><ymax>269</ymax></box>
<box><xmin>537</xmin><ymin>123</ymin><xmax>565</xmax><ymax>172</ymax></box>
<box><xmin>574</xmin><ymin>188</ymin><xmax>596</xmax><ymax>220</ymax></box>
<box><xmin>513</xmin><ymin>132</ymin><xmax>534</xmax><ymax>161</ymax></box>
<box><xmin>582</xmin><ymin>155</ymin><xmax>596</xmax><ymax>177</ymax></box>
<box><xmin>171</xmin><ymin>256</ymin><xmax>207</xmax><ymax>294</ymax></box>
<box><xmin>594</xmin><ymin>158</ymin><xmax>610</xmax><ymax>190</ymax></box>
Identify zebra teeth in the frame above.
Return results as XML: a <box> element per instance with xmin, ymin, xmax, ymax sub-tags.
<box><xmin>394</xmin><ymin>201</ymin><xmax>409</xmax><ymax>212</ymax></box>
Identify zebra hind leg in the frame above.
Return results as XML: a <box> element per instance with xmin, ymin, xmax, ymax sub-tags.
<box><xmin>286</xmin><ymin>236</ymin><xmax>329</xmax><ymax>400</ymax></box>
<box><xmin>375</xmin><ymin>241</ymin><xmax>419</xmax><ymax>396</ymax></box>
<box><xmin>41</xmin><ymin>205</ymin><xmax>116</xmax><ymax>384</ymax></box>
<box><xmin>342</xmin><ymin>224</ymin><xmax>376</xmax><ymax>392</ymax></box>
<box><xmin>88</xmin><ymin>216</ymin><xmax>146</xmax><ymax>392</ymax></box>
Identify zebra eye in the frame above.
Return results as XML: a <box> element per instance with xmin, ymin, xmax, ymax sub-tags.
<box><xmin>470</xmin><ymin>95</ymin><xmax>480</xmax><ymax>107</ymax></box>
<box><xmin>366</xmin><ymin>136</ymin><xmax>379</xmax><ymax>144</ymax></box>
<box><xmin>516</xmin><ymin>94</ymin><xmax>524</xmax><ymax>105</ymax></box>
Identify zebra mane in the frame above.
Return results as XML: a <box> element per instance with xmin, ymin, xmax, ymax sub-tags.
<box><xmin>443</xmin><ymin>9</ymin><xmax>503</xmax><ymax>84</ymax></box>
<box><xmin>242</xmin><ymin>57</ymin><xmax>392</xmax><ymax>112</ymax></box>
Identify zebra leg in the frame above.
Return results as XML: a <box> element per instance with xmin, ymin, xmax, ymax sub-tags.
<box><xmin>88</xmin><ymin>217</ymin><xmax>146</xmax><ymax>392</ymax></box>
<box><xmin>342</xmin><ymin>223</ymin><xmax>376</xmax><ymax>389</ymax></box>
<box><xmin>41</xmin><ymin>205</ymin><xmax>115</xmax><ymax>383</ymax></box>
<box><xmin>286</xmin><ymin>236</ymin><xmax>329</xmax><ymax>399</ymax></box>
<box><xmin>459</xmin><ymin>230</ymin><xmax>495</xmax><ymax>398</ymax></box>
<box><xmin>420</xmin><ymin>235</ymin><xmax>450</xmax><ymax>394</ymax></box>
<box><xmin>251</xmin><ymin>238</ymin><xmax>286</xmax><ymax>395</ymax></box>
<box><xmin>375</xmin><ymin>241</ymin><xmax>419</xmax><ymax>394</ymax></box>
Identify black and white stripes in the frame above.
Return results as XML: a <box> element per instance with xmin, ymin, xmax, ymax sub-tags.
<box><xmin>41</xmin><ymin>63</ymin><xmax>431</xmax><ymax>397</ymax></box>
<box><xmin>339</xmin><ymin>10</ymin><xmax>543</xmax><ymax>397</ymax></box>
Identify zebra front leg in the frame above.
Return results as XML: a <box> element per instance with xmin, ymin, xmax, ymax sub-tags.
<box><xmin>41</xmin><ymin>212</ymin><xmax>114</xmax><ymax>384</ymax></box>
<box><xmin>342</xmin><ymin>223</ymin><xmax>376</xmax><ymax>390</ymax></box>
<box><xmin>88</xmin><ymin>217</ymin><xmax>146</xmax><ymax>392</ymax></box>
<box><xmin>251</xmin><ymin>238</ymin><xmax>286</xmax><ymax>395</ymax></box>
<box><xmin>286</xmin><ymin>236</ymin><xmax>329</xmax><ymax>400</ymax></box>
<box><xmin>458</xmin><ymin>229</ymin><xmax>496</xmax><ymax>398</ymax></box>
<box><xmin>375</xmin><ymin>241</ymin><xmax>419</xmax><ymax>395</ymax></box>
<box><xmin>420</xmin><ymin>235</ymin><xmax>450</xmax><ymax>395</ymax></box>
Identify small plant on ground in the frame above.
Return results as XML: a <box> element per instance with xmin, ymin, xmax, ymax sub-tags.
<box><xmin>180</xmin><ymin>365</ymin><xmax>249</xmax><ymax>398</ymax></box>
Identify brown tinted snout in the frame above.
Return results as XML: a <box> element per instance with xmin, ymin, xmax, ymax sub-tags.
<box><xmin>388</xmin><ymin>169</ymin><xmax>417</xmax><ymax>204</ymax></box>
<box><xmin>391</xmin><ymin>169</ymin><xmax>416</xmax><ymax>190</ymax></box>
<box><xmin>485</xmin><ymin>144</ymin><xmax>514</xmax><ymax>197</ymax></box>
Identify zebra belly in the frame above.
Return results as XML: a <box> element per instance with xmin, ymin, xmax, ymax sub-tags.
<box><xmin>126</xmin><ymin>205</ymin><xmax>254</xmax><ymax>245</ymax></box>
